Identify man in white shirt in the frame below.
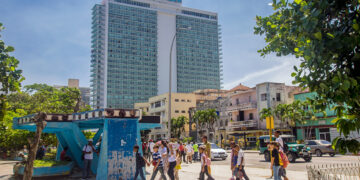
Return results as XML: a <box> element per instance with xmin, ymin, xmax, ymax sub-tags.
<box><xmin>275</xmin><ymin>131</ymin><xmax>284</xmax><ymax>152</ymax></box>
<box><xmin>82</xmin><ymin>139</ymin><xmax>97</xmax><ymax>180</ymax></box>
<box><xmin>185</xmin><ymin>142</ymin><xmax>194</xmax><ymax>164</ymax></box>
<box><xmin>236</xmin><ymin>146</ymin><xmax>249</xmax><ymax>180</ymax></box>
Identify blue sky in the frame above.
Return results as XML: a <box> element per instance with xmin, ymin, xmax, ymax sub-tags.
<box><xmin>0</xmin><ymin>0</ymin><xmax>299</xmax><ymax>89</ymax></box>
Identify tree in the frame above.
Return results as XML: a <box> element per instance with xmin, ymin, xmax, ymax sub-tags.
<box><xmin>0</xmin><ymin>22</ymin><xmax>25</xmax><ymax>122</ymax></box>
<box><xmin>171</xmin><ymin>116</ymin><xmax>188</xmax><ymax>138</ymax></box>
<box><xmin>23</xmin><ymin>112</ymin><xmax>47</xmax><ymax>180</ymax></box>
<box><xmin>193</xmin><ymin>109</ymin><xmax>218</xmax><ymax>139</ymax></box>
<box><xmin>254</xmin><ymin>0</ymin><xmax>360</xmax><ymax>153</ymax></box>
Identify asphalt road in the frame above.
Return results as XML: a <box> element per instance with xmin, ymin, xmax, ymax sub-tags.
<box><xmin>212</xmin><ymin>152</ymin><xmax>360</xmax><ymax>172</ymax></box>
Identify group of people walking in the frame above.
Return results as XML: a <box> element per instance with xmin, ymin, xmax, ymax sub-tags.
<box><xmin>134</xmin><ymin>135</ymin><xmax>214</xmax><ymax>180</ymax></box>
<box><xmin>78</xmin><ymin>131</ymin><xmax>289</xmax><ymax>180</ymax></box>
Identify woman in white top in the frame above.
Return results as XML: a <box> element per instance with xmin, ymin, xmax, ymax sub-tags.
<box><xmin>167</xmin><ymin>144</ymin><xmax>177</xmax><ymax>180</ymax></box>
<box><xmin>160</xmin><ymin>140</ymin><xmax>169</xmax><ymax>174</ymax></box>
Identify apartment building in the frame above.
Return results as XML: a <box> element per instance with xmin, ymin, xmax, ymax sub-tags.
<box><xmin>135</xmin><ymin>92</ymin><xmax>196</xmax><ymax>140</ymax></box>
<box><xmin>90</xmin><ymin>0</ymin><xmax>222</xmax><ymax>109</ymax></box>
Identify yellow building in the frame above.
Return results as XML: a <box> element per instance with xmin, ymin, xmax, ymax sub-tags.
<box><xmin>134</xmin><ymin>102</ymin><xmax>150</xmax><ymax>115</ymax></box>
<box><xmin>135</xmin><ymin>93</ymin><xmax>196</xmax><ymax>140</ymax></box>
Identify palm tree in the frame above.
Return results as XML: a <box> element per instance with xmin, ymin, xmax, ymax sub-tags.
<box><xmin>171</xmin><ymin>116</ymin><xmax>188</xmax><ymax>138</ymax></box>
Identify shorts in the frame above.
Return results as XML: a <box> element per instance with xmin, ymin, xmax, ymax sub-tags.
<box><xmin>187</xmin><ymin>152</ymin><xmax>193</xmax><ymax>156</ymax></box>
<box><xmin>279</xmin><ymin>167</ymin><xmax>286</xmax><ymax>177</ymax></box>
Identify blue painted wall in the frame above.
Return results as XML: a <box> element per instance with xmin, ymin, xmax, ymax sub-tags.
<box><xmin>97</xmin><ymin>118</ymin><xmax>138</xmax><ymax>180</ymax></box>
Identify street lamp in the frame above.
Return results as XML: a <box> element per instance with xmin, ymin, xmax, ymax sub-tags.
<box><xmin>168</xmin><ymin>26</ymin><xmax>191</xmax><ymax>139</ymax></box>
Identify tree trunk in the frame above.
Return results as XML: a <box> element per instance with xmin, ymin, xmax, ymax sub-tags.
<box><xmin>23</xmin><ymin>113</ymin><xmax>47</xmax><ymax>180</ymax></box>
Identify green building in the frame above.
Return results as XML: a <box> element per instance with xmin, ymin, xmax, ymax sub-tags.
<box><xmin>294</xmin><ymin>92</ymin><xmax>337</xmax><ymax>142</ymax></box>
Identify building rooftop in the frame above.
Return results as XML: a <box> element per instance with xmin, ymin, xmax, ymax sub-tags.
<box><xmin>230</xmin><ymin>83</ymin><xmax>250</xmax><ymax>92</ymax></box>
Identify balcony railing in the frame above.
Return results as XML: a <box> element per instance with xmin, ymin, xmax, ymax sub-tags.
<box><xmin>227</xmin><ymin>102</ymin><xmax>257</xmax><ymax>112</ymax></box>
<box><xmin>229</xmin><ymin>120</ymin><xmax>257</xmax><ymax>129</ymax></box>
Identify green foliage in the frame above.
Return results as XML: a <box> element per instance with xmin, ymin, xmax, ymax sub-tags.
<box><xmin>254</xmin><ymin>0</ymin><xmax>360</xmax><ymax>153</ymax></box>
<box><xmin>182</xmin><ymin>137</ymin><xmax>193</xmax><ymax>143</ymax></box>
<box><xmin>0</xmin><ymin>109</ymin><xmax>32</xmax><ymax>152</ymax></box>
<box><xmin>0</xmin><ymin>22</ymin><xmax>25</xmax><ymax>121</ymax></box>
<box><xmin>33</xmin><ymin>160</ymin><xmax>69</xmax><ymax>167</ymax></box>
<box><xmin>0</xmin><ymin>84</ymin><xmax>91</xmax><ymax>152</ymax></box>
<box><xmin>83</xmin><ymin>131</ymin><xmax>96</xmax><ymax>140</ymax></box>
<box><xmin>8</xmin><ymin>84</ymin><xmax>84</xmax><ymax>114</ymax></box>
<box><xmin>171</xmin><ymin>116</ymin><xmax>188</xmax><ymax>138</ymax></box>
<box><xmin>193</xmin><ymin>109</ymin><xmax>218</xmax><ymax>137</ymax></box>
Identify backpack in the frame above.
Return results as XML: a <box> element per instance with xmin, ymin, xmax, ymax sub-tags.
<box><xmin>279</xmin><ymin>151</ymin><xmax>289</xmax><ymax>168</ymax></box>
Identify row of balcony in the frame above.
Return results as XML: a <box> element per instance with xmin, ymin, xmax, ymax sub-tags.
<box><xmin>227</xmin><ymin>101</ymin><xmax>257</xmax><ymax>112</ymax></box>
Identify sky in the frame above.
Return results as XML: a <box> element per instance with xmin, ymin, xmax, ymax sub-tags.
<box><xmin>0</xmin><ymin>0</ymin><xmax>299</xmax><ymax>89</ymax></box>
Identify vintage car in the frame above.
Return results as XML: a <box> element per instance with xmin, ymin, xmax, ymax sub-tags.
<box><xmin>259</xmin><ymin>135</ymin><xmax>312</xmax><ymax>163</ymax></box>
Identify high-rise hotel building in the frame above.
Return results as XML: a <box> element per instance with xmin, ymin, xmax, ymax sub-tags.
<box><xmin>91</xmin><ymin>0</ymin><xmax>222</xmax><ymax>108</ymax></box>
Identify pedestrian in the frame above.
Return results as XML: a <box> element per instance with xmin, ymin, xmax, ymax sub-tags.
<box><xmin>60</xmin><ymin>147</ymin><xmax>71</xmax><ymax>161</ymax></box>
<box><xmin>149</xmin><ymin>139</ymin><xmax>155</xmax><ymax>161</ymax></box>
<box><xmin>235</xmin><ymin>145</ymin><xmax>249</xmax><ymax>180</ymax></box>
<box><xmin>199</xmin><ymin>145</ymin><xmax>214</xmax><ymax>180</ymax></box>
<box><xmin>134</xmin><ymin>145</ymin><xmax>150</xmax><ymax>180</ymax></box>
<box><xmin>231</xmin><ymin>144</ymin><xmax>239</xmax><ymax>180</ymax></box>
<box><xmin>142</xmin><ymin>139</ymin><xmax>149</xmax><ymax>161</ymax></box>
<box><xmin>167</xmin><ymin>144</ymin><xmax>177</xmax><ymax>180</ymax></box>
<box><xmin>150</xmin><ymin>145</ymin><xmax>167</xmax><ymax>180</ymax></box>
<box><xmin>193</xmin><ymin>142</ymin><xmax>199</xmax><ymax>162</ymax></box>
<box><xmin>82</xmin><ymin>139</ymin><xmax>98</xmax><ymax>180</ymax></box>
<box><xmin>160</xmin><ymin>140</ymin><xmax>169</xmax><ymax>173</ymax></box>
<box><xmin>270</xmin><ymin>142</ymin><xmax>281</xmax><ymax>180</ymax></box>
<box><xmin>185</xmin><ymin>142</ymin><xmax>193</xmax><ymax>164</ymax></box>
<box><xmin>174</xmin><ymin>149</ymin><xmax>182</xmax><ymax>180</ymax></box>
<box><xmin>179</xmin><ymin>143</ymin><xmax>185</xmax><ymax>162</ymax></box>
<box><xmin>202</xmin><ymin>136</ymin><xmax>211</xmax><ymax>159</ymax></box>
<box><xmin>202</xmin><ymin>136</ymin><xmax>211</xmax><ymax>174</ymax></box>
<box><xmin>274</xmin><ymin>131</ymin><xmax>285</xmax><ymax>152</ymax></box>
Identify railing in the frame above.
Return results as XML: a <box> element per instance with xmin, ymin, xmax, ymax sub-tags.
<box><xmin>227</xmin><ymin>102</ymin><xmax>257</xmax><ymax>111</ymax></box>
<box><xmin>307</xmin><ymin>162</ymin><xmax>360</xmax><ymax>180</ymax></box>
<box><xmin>229</xmin><ymin>120</ymin><xmax>257</xmax><ymax>128</ymax></box>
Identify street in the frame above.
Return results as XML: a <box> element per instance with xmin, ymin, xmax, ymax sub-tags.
<box><xmin>0</xmin><ymin>152</ymin><xmax>358</xmax><ymax>180</ymax></box>
<box><xmin>149</xmin><ymin>152</ymin><xmax>359</xmax><ymax>180</ymax></box>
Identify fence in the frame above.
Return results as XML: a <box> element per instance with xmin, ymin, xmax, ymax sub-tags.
<box><xmin>307</xmin><ymin>162</ymin><xmax>360</xmax><ymax>180</ymax></box>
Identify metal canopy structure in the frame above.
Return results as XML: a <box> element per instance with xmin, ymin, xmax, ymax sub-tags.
<box><xmin>13</xmin><ymin>108</ymin><xmax>161</xmax><ymax>180</ymax></box>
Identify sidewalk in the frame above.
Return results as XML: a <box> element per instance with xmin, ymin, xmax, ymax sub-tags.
<box><xmin>146</xmin><ymin>162</ymin><xmax>307</xmax><ymax>180</ymax></box>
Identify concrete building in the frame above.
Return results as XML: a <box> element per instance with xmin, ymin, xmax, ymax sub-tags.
<box><xmin>256</xmin><ymin>82</ymin><xmax>302</xmax><ymax>130</ymax></box>
<box><xmin>138</xmin><ymin>92</ymin><xmax>196</xmax><ymax>140</ymax></box>
<box><xmin>134</xmin><ymin>102</ymin><xmax>150</xmax><ymax>115</ymax></box>
<box><xmin>90</xmin><ymin>0</ymin><xmax>222</xmax><ymax>109</ymax></box>
<box><xmin>54</xmin><ymin>79</ymin><xmax>91</xmax><ymax>106</ymax></box>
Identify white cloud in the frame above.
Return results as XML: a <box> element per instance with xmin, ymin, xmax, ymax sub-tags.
<box><xmin>223</xmin><ymin>57</ymin><xmax>299</xmax><ymax>89</ymax></box>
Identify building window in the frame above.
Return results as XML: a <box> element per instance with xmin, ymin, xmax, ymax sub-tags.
<box><xmin>249</xmin><ymin>113</ymin><xmax>254</xmax><ymax>120</ymax></box>
<box><xmin>187</xmin><ymin>100</ymin><xmax>191</xmax><ymax>102</ymax></box>
<box><xmin>155</xmin><ymin>101</ymin><xmax>161</xmax><ymax>108</ymax></box>
<box><xmin>175</xmin><ymin>99</ymin><xmax>179</xmax><ymax>102</ymax></box>
<box><xmin>225</xmin><ymin>120</ymin><xmax>228</xmax><ymax>126</ymax></box>
<box><xmin>175</xmin><ymin>110</ymin><xmax>179</xmax><ymax>113</ymax></box>
<box><xmin>220</xmin><ymin>121</ymin><xmax>223</xmax><ymax>127</ymax></box>
<box><xmin>261</xmin><ymin>93</ymin><xmax>267</xmax><ymax>101</ymax></box>
<box><xmin>236</xmin><ymin>99</ymin><xmax>239</xmax><ymax>105</ymax></box>
<box><xmin>249</xmin><ymin>96</ymin><xmax>252</xmax><ymax>102</ymax></box>
<box><xmin>181</xmin><ymin>110</ymin><xmax>186</xmax><ymax>113</ymax></box>
<box><xmin>276</xmin><ymin>93</ymin><xmax>281</xmax><ymax>101</ymax></box>
<box><xmin>181</xmin><ymin>99</ymin><xmax>185</xmax><ymax>102</ymax></box>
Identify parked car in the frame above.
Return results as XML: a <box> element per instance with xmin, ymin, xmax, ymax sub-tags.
<box><xmin>305</xmin><ymin>140</ymin><xmax>335</xmax><ymax>157</ymax></box>
<box><xmin>197</xmin><ymin>143</ymin><xmax>228</xmax><ymax>161</ymax></box>
<box><xmin>259</xmin><ymin>135</ymin><xmax>312</xmax><ymax>163</ymax></box>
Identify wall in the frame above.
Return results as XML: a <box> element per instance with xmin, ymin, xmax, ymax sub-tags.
<box><xmin>157</xmin><ymin>11</ymin><xmax>177</xmax><ymax>95</ymax></box>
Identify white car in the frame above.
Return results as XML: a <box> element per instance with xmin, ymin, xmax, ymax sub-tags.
<box><xmin>197</xmin><ymin>143</ymin><xmax>228</xmax><ymax>160</ymax></box>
